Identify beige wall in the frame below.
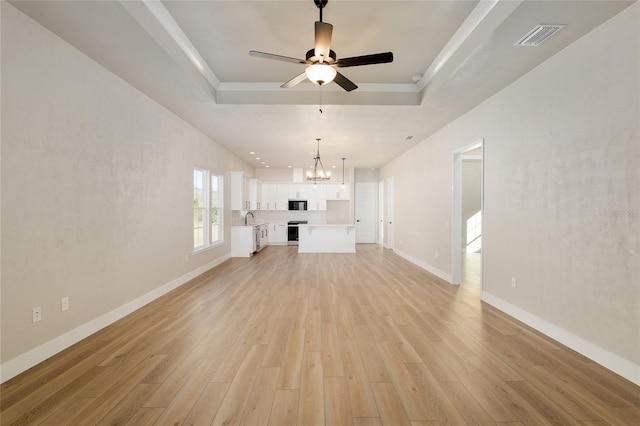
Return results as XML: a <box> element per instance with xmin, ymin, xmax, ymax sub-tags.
<box><xmin>381</xmin><ymin>3</ymin><xmax>639</xmax><ymax>377</ymax></box>
<box><xmin>1</xmin><ymin>4</ymin><xmax>250</xmax><ymax>378</ymax></box>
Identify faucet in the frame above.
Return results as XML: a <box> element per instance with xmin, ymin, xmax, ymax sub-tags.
<box><xmin>244</xmin><ymin>211</ymin><xmax>254</xmax><ymax>226</ymax></box>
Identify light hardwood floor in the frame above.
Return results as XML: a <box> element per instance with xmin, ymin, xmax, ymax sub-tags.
<box><xmin>2</xmin><ymin>245</ymin><xmax>639</xmax><ymax>425</ymax></box>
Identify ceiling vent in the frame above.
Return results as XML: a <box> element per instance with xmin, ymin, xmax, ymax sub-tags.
<box><xmin>514</xmin><ymin>24</ymin><xmax>564</xmax><ymax>47</ymax></box>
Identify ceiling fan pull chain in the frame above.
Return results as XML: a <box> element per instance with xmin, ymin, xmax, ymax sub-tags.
<box><xmin>319</xmin><ymin>86</ymin><xmax>323</xmax><ymax>114</ymax></box>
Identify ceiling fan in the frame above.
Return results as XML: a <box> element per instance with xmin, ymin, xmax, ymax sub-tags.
<box><xmin>249</xmin><ymin>0</ymin><xmax>393</xmax><ymax>92</ymax></box>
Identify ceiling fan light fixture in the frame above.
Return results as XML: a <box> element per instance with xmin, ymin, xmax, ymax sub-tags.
<box><xmin>305</xmin><ymin>64</ymin><xmax>336</xmax><ymax>85</ymax></box>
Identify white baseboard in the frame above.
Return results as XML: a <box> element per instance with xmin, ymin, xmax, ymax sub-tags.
<box><xmin>482</xmin><ymin>291</ymin><xmax>640</xmax><ymax>386</ymax></box>
<box><xmin>0</xmin><ymin>254</ymin><xmax>230</xmax><ymax>383</ymax></box>
<box><xmin>393</xmin><ymin>249</ymin><xmax>453</xmax><ymax>283</ymax></box>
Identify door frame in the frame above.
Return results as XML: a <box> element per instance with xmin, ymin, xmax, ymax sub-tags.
<box><xmin>451</xmin><ymin>139</ymin><xmax>484</xmax><ymax>286</ymax></box>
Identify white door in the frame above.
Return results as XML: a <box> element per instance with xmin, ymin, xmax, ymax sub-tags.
<box><xmin>385</xmin><ymin>177</ymin><xmax>395</xmax><ymax>250</ymax></box>
<box><xmin>355</xmin><ymin>183</ymin><xmax>378</xmax><ymax>243</ymax></box>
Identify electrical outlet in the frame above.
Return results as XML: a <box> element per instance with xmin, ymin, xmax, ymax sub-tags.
<box><xmin>511</xmin><ymin>277</ymin><xmax>517</xmax><ymax>288</ymax></box>
<box><xmin>61</xmin><ymin>297</ymin><xmax>69</xmax><ymax>311</ymax></box>
<box><xmin>32</xmin><ymin>307</ymin><xmax>42</xmax><ymax>323</ymax></box>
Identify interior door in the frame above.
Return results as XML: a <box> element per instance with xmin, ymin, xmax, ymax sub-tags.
<box><xmin>385</xmin><ymin>177</ymin><xmax>395</xmax><ymax>250</ymax></box>
<box><xmin>355</xmin><ymin>182</ymin><xmax>378</xmax><ymax>243</ymax></box>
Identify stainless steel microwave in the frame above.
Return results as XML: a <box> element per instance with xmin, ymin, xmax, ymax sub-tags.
<box><xmin>288</xmin><ymin>200</ymin><xmax>307</xmax><ymax>211</ymax></box>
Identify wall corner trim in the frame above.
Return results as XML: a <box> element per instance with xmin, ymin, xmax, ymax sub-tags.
<box><xmin>481</xmin><ymin>291</ymin><xmax>640</xmax><ymax>386</ymax></box>
<box><xmin>393</xmin><ymin>249</ymin><xmax>453</xmax><ymax>283</ymax></box>
<box><xmin>0</xmin><ymin>254</ymin><xmax>231</xmax><ymax>383</ymax></box>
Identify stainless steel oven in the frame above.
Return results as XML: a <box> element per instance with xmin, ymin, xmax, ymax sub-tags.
<box><xmin>287</xmin><ymin>220</ymin><xmax>307</xmax><ymax>245</ymax></box>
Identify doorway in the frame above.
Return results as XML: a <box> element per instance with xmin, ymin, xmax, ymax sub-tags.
<box><xmin>452</xmin><ymin>140</ymin><xmax>483</xmax><ymax>289</ymax></box>
<box><xmin>355</xmin><ymin>182</ymin><xmax>379</xmax><ymax>243</ymax></box>
<box><xmin>385</xmin><ymin>177</ymin><xmax>395</xmax><ymax>250</ymax></box>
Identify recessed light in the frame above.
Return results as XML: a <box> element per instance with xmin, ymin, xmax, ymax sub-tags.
<box><xmin>261</xmin><ymin>161</ymin><xmax>265</xmax><ymax>164</ymax></box>
<box><xmin>265</xmin><ymin>165</ymin><xmax>270</xmax><ymax>168</ymax></box>
<box><xmin>287</xmin><ymin>165</ymin><xmax>292</xmax><ymax>168</ymax></box>
<box><xmin>256</xmin><ymin>157</ymin><xmax>261</xmax><ymax>160</ymax></box>
<box><xmin>249</xmin><ymin>151</ymin><xmax>255</xmax><ymax>155</ymax></box>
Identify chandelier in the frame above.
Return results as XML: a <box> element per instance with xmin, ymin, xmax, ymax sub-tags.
<box><xmin>307</xmin><ymin>138</ymin><xmax>331</xmax><ymax>182</ymax></box>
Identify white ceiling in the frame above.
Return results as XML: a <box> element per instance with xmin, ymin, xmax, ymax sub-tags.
<box><xmin>10</xmin><ymin>0</ymin><xmax>634</xmax><ymax>171</ymax></box>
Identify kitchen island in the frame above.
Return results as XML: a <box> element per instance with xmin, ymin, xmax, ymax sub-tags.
<box><xmin>298</xmin><ymin>224</ymin><xmax>356</xmax><ymax>253</ymax></box>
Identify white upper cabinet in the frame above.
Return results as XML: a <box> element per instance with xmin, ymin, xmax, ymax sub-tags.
<box><xmin>258</xmin><ymin>181</ymin><xmax>351</xmax><ymax>211</ymax></box>
<box><xmin>261</xmin><ymin>183</ymin><xmax>274</xmax><ymax>210</ymax></box>
<box><xmin>308</xmin><ymin>185</ymin><xmax>327</xmax><ymax>210</ymax></box>
<box><xmin>288</xmin><ymin>184</ymin><xmax>308</xmax><ymax>200</ymax></box>
<box><xmin>275</xmin><ymin>184</ymin><xmax>289</xmax><ymax>210</ymax></box>
<box><xmin>261</xmin><ymin>183</ymin><xmax>288</xmax><ymax>210</ymax></box>
<box><xmin>230</xmin><ymin>171</ymin><xmax>249</xmax><ymax>210</ymax></box>
<box><xmin>248</xmin><ymin>179</ymin><xmax>262</xmax><ymax>210</ymax></box>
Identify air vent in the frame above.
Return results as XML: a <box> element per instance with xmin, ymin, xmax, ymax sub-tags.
<box><xmin>514</xmin><ymin>24</ymin><xmax>564</xmax><ymax>47</ymax></box>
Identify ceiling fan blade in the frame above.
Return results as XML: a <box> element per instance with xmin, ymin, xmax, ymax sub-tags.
<box><xmin>249</xmin><ymin>50</ymin><xmax>307</xmax><ymax>65</ymax></box>
<box><xmin>333</xmin><ymin>71</ymin><xmax>358</xmax><ymax>92</ymax></box>
<box><xmin>281</xmin><ymin>72</ymin><xmax>308</xmax><ymax>89</ymax></box>
<box><xmin>336</xmin><ymin>52</ymin><xmax>394</xmax><ymax>68</ymax></box>
<box><xmin>314</xmin><ymin>21</ymin><xmax>333</xmax><ymax>62</ymax></box>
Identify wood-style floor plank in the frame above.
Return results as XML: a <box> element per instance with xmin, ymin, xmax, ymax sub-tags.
<box><xmin>2</xmin><ymin>245</ymin><xmax>639</xmax><ymax>425</ymax></box>
<box><xmin>240</xmin><ymin>367</ymin><xmax>280</xmax><ymax>426</ymax></box>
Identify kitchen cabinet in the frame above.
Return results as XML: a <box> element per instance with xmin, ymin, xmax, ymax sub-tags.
<box><xmin>326</xmin><ymin>183</ymin><xmax>351</xmax><ymax>200</ymax></box>
<box><xmin>288</xmin><ymin>184</ymin><xmax>308</xmax><ymax>200</ymax></box>
<box><xmin>248</xmin><ymin>179</ymin><xmax>262</xmax><ymax>210</ymax></box>
<box><xmin>259</xmin><ymin>223</ymin><xmax>269</xmax><ymax>250</ymax></box>
<box><xmin>261</xmin><ymin>183</ymin><xmax>289</xmax><ymax>210</ymax></box>
<box><xmin>231</xmin><ymin>226</ymin><xmax>256</xmax><ymax>257</ymax></box>
<box><xmin>260</xmin><ymin>182</ymin><xmax>349</xmax><ymax>209</ymax></box>
<box><xmin>307</xmin><ymin>185</ymin><xmax>327</xmax><ymax>210</ymax></box>
<box><xmin>261</xmin><ymin>184</ymin><xmax>274</xmax><ymax>210</ymax></box>
<box><xmin>230</xmin><ymin>171</ymin><xmax>250</xmax><ymax>210</ymax></box>
<box><xmin>275</xmin><ymin>184</ymin><xmax>289</xmax><ymax>210</ymax></box>
<box><xmin>269</xmin><ymin>223</ymin><xmax>288</xmax><ymax>244</ymax></box>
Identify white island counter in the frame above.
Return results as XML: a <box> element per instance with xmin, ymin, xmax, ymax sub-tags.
<box><xmin>298</xmin><ymin>224</ymin><xmax>356</xmax><ymax>253</ymax></box>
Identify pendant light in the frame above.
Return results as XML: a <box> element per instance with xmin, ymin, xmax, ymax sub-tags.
<box><xmin>307</xmin><ymin>138</ymin><xmax>331</xmax><ymax>184</ymax></box>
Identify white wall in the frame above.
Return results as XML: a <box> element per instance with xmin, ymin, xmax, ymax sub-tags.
<box><xmin>381</xmin><ymin>3</ymin><xmax>639</xmax><ymax>382</ymax></box>
<box><xmin>0</xmin><ymin>4</ymin><xmax>250</xmax><ymax>380</ymax></box>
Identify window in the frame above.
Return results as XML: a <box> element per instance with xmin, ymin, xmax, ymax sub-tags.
<box><xmin>194</xmin><ymin>168</ymin><xmax>223</xmax><ymax>250</ymax></box>
<box><xmin>210</xmin><ymin>174</ymin><xmax>222</xmax><ymax>244</ymax></box>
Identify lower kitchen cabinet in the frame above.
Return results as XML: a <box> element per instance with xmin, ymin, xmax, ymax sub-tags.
<box><xmin>231</xmin><ymin>226</ymin><xmax>256</xmax><ymax>257</ymax></box>
<box><xmin>259</xmin><ymin>224</ymin><xmax>269</xmax><ymax>250</ymax></box>
<box><xmin>269</xmin><ymin>223</ymin><xmax>288</xmax><ymax>245</ymax></box>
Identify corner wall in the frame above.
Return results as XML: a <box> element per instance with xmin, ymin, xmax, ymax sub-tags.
<box><xmin>381</xmin><ymin>3</ymin><xmax>639</xmax><ymax>382</ymax></box>
<box><xmin>0</xmin><ymin>4</ymin><xmax>248</xmax><ymax>381</ymax></box>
